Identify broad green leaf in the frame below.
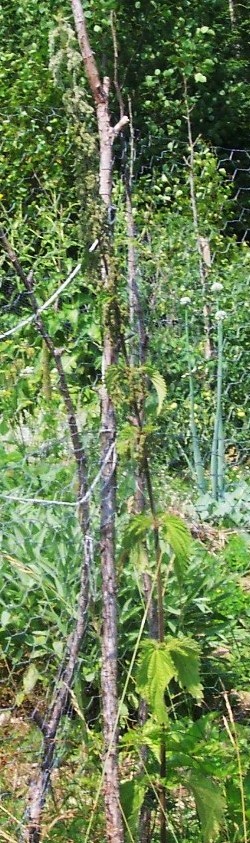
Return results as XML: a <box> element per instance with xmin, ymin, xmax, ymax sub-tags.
<box><xmin>161</xmin><ymin>514</ymin><xmax>191</xmax><ymax>580</ymax></box>
<box><xmin>137</xmin><ymin>640</ymin><xmax>175</xmax><ymax>723</ymax></box>
<box><xmin>167</xmin><ymin>637</ymin><xmax>203</xmax><ymax>701</ymax></box>
<box><xmin>194</xmin><ymin>72</ymin><xmax>207</xmax><ymax>83</ymax></box>
<box><xmin>1</xmin><ymin>609</ymin><xmax>11</xmax><ymax>628</ymax></box>
<box><xmin>130</xmin><ymin>541</ymin><xmax>150</xmax><ymax>574</ymax></box>
<box><xmin>22</xmin><ymin>664</ymin><xmax>40</xmax><ymax>695</ymax></box>
<box><xmin>120</xmin><ymin>778</ymin><xmax>146</xmax><ymax>839</ymax></box>
<box><xmin>188</xmin><ymin>774</ymin><xmax>225</xmax><ymax>841</ymax></box>
<box><xmin>53</xmin><ymin>640</ymin><xmax>64</xmax><ymax>658</ymax></box>
<box><xmin>16</xmin><ymin>691</ymin><xmax>25</xmax><ymax>706</ymax></box>
<box><xmin>61</xmin><ymin>353</ymin><xmax>77</xmax><ymax>373</ymax></box>
<box><xmin>150</xmin><ymin>370</ymin><xmax>167</xmax><ymax>415</ymax></box>
<box><xmin>141</xmin><ymin>719</ymin><xmax>163</xmax><ymax>762</ymax></box>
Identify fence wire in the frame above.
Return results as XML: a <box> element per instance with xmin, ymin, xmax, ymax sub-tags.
<box><xmin>0</xmin><ymin>133</ymin><xmax>250</xmax><ymax>842</ymax></box>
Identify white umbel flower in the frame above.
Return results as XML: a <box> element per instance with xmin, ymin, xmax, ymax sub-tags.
<box><xmin>180</xmin><ymin>296</ymin><xmax>191</xmax><ymax>306</ymax></box>
<box><xmin>211</xmin><ymin>281</ymin><xmax>223</xmax><ymax>293</ymax></box>
<box><xmin>215</xmin><ymin>309</ymin><xmax>226</xmax><ymax>321</ymax></box>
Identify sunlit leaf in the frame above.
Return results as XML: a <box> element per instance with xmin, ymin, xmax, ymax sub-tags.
<box><xmin>22</xmin><ymin>664</ymin><xmax>40</xmax><ymax>695</ymax></box>
<box><xmin>194</xmin><ymin>72</ymin><xmax>207</xmax><ymax>83</ymax></box>
<box><xmin>137</xmin><ymin>640</ymin><xmax>175</xmax><ymax>723</ymax></box>
<box><xmin>123</xmin><ymin>514</ymin><xmax>153</xmax><ymax>549</ymax></box>
<box><xmin>150</xmin><ymin>370</ymin><xmax>167</xmax><ymax>415</ymax></box>
<box><xmin>168</xmin><ymin>637</ymin><xmax>203</xmax><ymax>701</ymax></box>
<box><xmin>1</xmin><ymin>609</ymin><xmax>11</xmax><ymax>628</ymax></box>
<box><xmin>161</xmin><ymin>514</ymin><xmax>191</xmax><ymax>581</ymax></box>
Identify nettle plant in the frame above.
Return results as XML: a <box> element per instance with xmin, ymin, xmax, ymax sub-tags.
<box><xmin>117</xmin><ymin>510</ymin><xmax>250</xmax><ymax>843</ymax></box>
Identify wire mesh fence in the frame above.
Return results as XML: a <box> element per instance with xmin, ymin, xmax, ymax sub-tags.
<box><xmin>0</xmin><ymin>133</ymin><xmax>250</xmax><ymax>841</ymax></box>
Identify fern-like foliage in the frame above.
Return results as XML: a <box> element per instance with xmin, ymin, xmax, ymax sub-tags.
<box><xmin>146</xmin><ymin>367</ymin><xmax>167</xmax><ymax>415</ymax></box>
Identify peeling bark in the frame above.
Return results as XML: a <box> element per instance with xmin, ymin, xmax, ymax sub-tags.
<box><xmin>70</xmin><ymin>3</ymin><xmax>127</xmax><ymax>840</ymax></box>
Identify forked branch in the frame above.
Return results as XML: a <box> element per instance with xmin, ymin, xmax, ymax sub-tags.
<box><xmin>0</xmin><ymin>228</ymin><xmax>92</xmax><ymax>843</ymax></box>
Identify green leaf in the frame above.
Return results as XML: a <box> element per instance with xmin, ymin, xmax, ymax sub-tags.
<box><xmin>22</xmin><ymin>664</ymin><xmax>40</xmax><ymax>695</ymax></box>
<box><xmin>150</xmin><ymin>370</ymin><xmax>167</xmax><ymax>415</ymax></box>
<box><xmin>141</xmin><ymin>719</ymin><xmax>163</xmax><ymax>762</ymax></box>
<box><xmin>168</xmin><ymin>637</ymin><xmax>203</xmax><ymax>701</ymax></box>
<box><xmin>16</xmin><ymin>691</ymin><xmax>25</xmax><ymax>706</ymax></box>
<box><xmin>161</xmin><ymin>514</ymin><xmax>191</xmax><ymax>578</ymax></box>
<box><xmin>137</xmin><ymin>640</ymin><xmax>175</xmax><ymax>723</ymax></box>
<box><xmin>130</xmin><ymin>541</ymin><xmax>150</xmax><ymax>574</ymax></box>
<box><xmin>123</xmin><ymin>514</ymin><xmax>153</xmax><ymax>550</ymax></box>
<box><xmin>188</xmin><ymin>774</ymin><xmax>225</xmax><ymax>840</ymax></box>
<box><xmin>194</xmin><ymin>72</ymin><xmax>207</xmax><ymax>83</ymax></box>
<box><xmin>53</xmin><ymin>640</ymin><xmax>64</xmax><ymax>658</ymax></box>
<box><xmin>120</xmin><ymin>778</ymin><xmax>146</xmax><ymax>839</ymax></box>
<box><xmin>61</xmin><ymin>353</ymin><xmax>77</xmax><ymax>373</ymax></box>
<box><xmin>1</xmin><ymin>609</ymin><xmax>11</xmax><ymax>628</ymax></box>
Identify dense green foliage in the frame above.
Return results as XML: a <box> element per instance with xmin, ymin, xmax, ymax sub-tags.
<box><xmin>0</xmin><ymin>1</ymin><xmax>250</xmax><ymax>842</ymax></box>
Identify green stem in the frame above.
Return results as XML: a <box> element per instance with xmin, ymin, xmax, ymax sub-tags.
<box><xmin>185</xmin><ymin>311</ymin><xmax>206</xmax><ymax>493</ymax></box>
<box><xmin>210</xmin><ymin>317</ymin><xmax>224</xmax><ymax>500</ymax></box>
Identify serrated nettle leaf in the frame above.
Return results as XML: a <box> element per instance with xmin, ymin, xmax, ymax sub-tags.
<box><xmin>141</xmin><ymin>719</ymin><xmax>163</xmax><ymax>761</ymax></box>
<box><xmin>137</xmin><ymin>640</ymin><xmax>175</xmax><ymax>723</ymax></box>
<box><xmin>188</xmin><ymin>774</ymin><xmax>225</xmax><ymax>841</ymax></box>
<box><xmin>161</xmin><ymin>514</ymin><xmax>191</xmax><ymax>562</ymax></box>
<box><xmin>167</xmin><ymin>637</ymin><xmax>203</xmax><ymax>701</ymax></box>
<box><xmin>120</xmin><ymin>727</ymin><xmax>143</xmax><ymax>750</ymax></box>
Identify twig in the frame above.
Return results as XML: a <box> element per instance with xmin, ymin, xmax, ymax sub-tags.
<box><xmin>0</xmin><ymin>228</ymin><xmax>88</xmax><ymax>516</ymax></box>
<box><xmin>110</xmin><ymin>11</ymin><xmax>124</xmax><ymax>119</ymax></box>
<box><xmin>1</xmin><ymin>442</ymin><xmax>116</xmax><ymax>508</ymax></box>
<box><xmin>0</xmin><ymin>263</ymin><xmax>81</xmax><ymax>340</ymax></box>
<box><xmin>0</xmin><ymin>228</ymin><xmax>92</xmax><ymax>843</ymax></box>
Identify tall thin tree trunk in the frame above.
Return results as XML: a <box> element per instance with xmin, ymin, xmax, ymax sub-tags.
<box><xmin>228</xmin><ymin>0</ymin><xmax>240</xmax><ymax>54</ymax></box>
<box><xmin>98</xmin><ymin>82</ymin><xmax>123</xmax><ymax>843</ymax></box>
<box><xmin>98</xmin><ymin>122</ymin><xmax>123</xmax><ymax>843</ymax></box>
<box><xmin>70</xmin><ymin>4</ymin><xmax>128</xmax><ymax>840</ymax></box>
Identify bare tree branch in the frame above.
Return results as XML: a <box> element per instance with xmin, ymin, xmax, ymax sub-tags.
<box><xmin>70</xmin><ymin>4</ymin><xmax>127</xmax><ymax>841</ymax></box>
<box><xmin>0</xmin><ymin>228</ymin><xmax>92</xmax><ymax>843</ymax></box>
<box><xmin>0</xmin><ymin>228</ymin><xmax>88</xmax><ymax>511</ymax></box>
<box><xmin>69</xmin><ymin>0</ymin><xmax>104</xmax><ymax>103</ymax></box>
<box><xmin>1</xmin><ymin>442</ymin><xmax>115</xmax><ymax>508</ymax></box>
<box><xmin>0</xmin><ymin>262</ymin><xmax>81</xmax><ymax>340</ymax></box>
